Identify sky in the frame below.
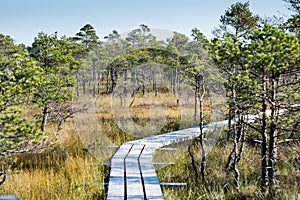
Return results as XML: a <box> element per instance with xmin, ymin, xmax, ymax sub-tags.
<box><xmin>0</xmin><ymin>0</ymin><xmax>293</xmax><ymax>46</ymax></box>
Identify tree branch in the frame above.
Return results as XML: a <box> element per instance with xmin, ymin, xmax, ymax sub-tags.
<box><xmin>0</xmin><ymin>172</ymin><xmax>7</xmax><ymax>186</ymax></box>
<box><xmin>278</xmin><ymin>139</ymin><xmax>299</xmax><ymax>144</ymax></box>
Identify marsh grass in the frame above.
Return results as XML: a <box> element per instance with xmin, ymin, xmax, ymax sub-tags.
<box><xmin>0</xmin><ymin>93</ymin><xmax>299</xmax><ymax>199</ymax></box>
<box><xmin>1</xmin><ymin>154</ymin><xmax>108</xmax><ymax>199</ymax></box>
<box><xmin>157</xmin><ymin>132</ymin><xmax>299</xmax><ymax>200</ymax></box>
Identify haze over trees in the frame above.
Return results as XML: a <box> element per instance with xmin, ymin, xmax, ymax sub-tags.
<box><xmin>0</xmin><ymin>0</ymin><xmax>299</xmax><ymax>199</ymax></box>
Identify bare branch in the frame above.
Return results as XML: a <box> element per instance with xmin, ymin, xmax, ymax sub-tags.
<box><xmin>278</xmin><ymin>139</ymin><xmax>299</xmax><ymax>144</ymax></box>
<box><xmin>0</xmin><ymin>172</ymin><xmax>6</xmax><ymax>186</ymax></box>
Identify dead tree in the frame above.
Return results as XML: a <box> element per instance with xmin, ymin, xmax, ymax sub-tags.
<box><xmin>189</xmin><ymin>73</ymin><xmax>207</xmax><ymax>182</ymax></box>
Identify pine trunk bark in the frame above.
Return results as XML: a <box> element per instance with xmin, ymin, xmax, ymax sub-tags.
<box><xmin>194</xmin><ymin>84</ymin><xmax>198</xmax><ymax>123</ymax></box>
<box><xmin>199</xmin><ymin>78</ymin><xmax>206</xmax><ymax>181</ymax></box>
<box><xmin>261</xmin><ymin>74</ymin><xmax>268</xmax><ymax>193</ymax></box>
<box><xmin>188</xmin><ymin>142</ymin><xmax>199</xmax><ymax>184</ymax></box>
<box><xmin>268</xmin><ymin>78</ymin><xmax>278</xmax><ymax>195</ymax></box>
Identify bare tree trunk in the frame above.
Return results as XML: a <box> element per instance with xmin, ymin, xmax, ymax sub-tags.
<box><xmin>188</xmin><ymin>141</ymin><xmax>199</xmax><ymax>184</ymax></box>
<box><xmin>194</xmin><ymin>83</ymin><xmax>199</xmax><ymax>123</ymax></box>
<box><xmin>82</xmin><ymin>78</ymin><xmax>86</xmax><ymax>95</ymax></box>
<box><xmin>225</xmin><ymin>80</ymin><xmax>242</xmax><ymax>190</ymax></box>
<box><xmin>106</xmin><ymin>69</ymin><xmax>110</xmax><ymax>94</ymax></box>
<box><xmin>142</xmin><ymin>85</ymin><xmax>145</xmax><ymax>96</ymax></box>
<box><xmin>225</xmin><ymin>82</ymin><xmax>237</xmax><ymax>171</ymax></box>
<box><xmin>231</xmin><ymin>117</ymin><xmax>240</xmax><ymax>190</ymax></box>
<box><xmin>268</xmin><ymin>121</ymin><xmax>277</xmax><ymax>193</ymax></box>
<box><xmin>190</xmin><ymin>74</ymin><xmax>207</xmax><ymax>183</ymax></box>
<box><xmin>261</xmin><ymin>74</ymin><xmax>268</xmax><ymax>193</ymax></box>
<box><xmin>236</xmin><ymin>117</ymin><xmax>246</xmax><ymax>164</ymax></box>
<box><xmin>232</xmin><ymin>120</ymin><xmax>246</xmax><ymax>190</ymax></box>
<box><xmin>41</xmin><ymin>106</ymin><xmax>49</xmax><ymax>132</ymax></box>
<box><xmin>227</xmin><ymin>110</ymin><xmax>232</xmax><ymax>140</ymax></box>
<box><xmin>110</xmin><ymin>67</ymin><xmax>116</xmax><ymax>92</ymax></box>
<box><xmin>173</xmin><ymin>69</ymin><xmax>178</xmax><ymax>95</ymax></box>
<box><xmin>261</xmin><ymin>116</ymin><xmax>268</xmax><ymax>193</ymax></box>
<box><xmin>268</xmin><ymin>78</ymin><xmax>278</xmax><ymax>195</ymax></box>
<box><xmin>92</xmin><ymin>60</ymin><xmax>96</xmax><ymax>97</ymax></box>
<box><xmin>76</xmin><ymin>73</ymin><xmax>80</xmax><ymax>97</ymax></box>
<box><xmin>142</xmin><ymin>69</ymin><xmax>145</xmax><ymax>96</ymax></box>
<box><xmin>199</xmin><ymin>77</ymin><xmax>206</xmax><ymax>181</ymax></box>
<box><xmin>153</xmin><ymin>71</ymin><xmax>157</xmax><ymax>96</ymax></box>
<box><xmin>225</xmin><ymin>148</ymin><xmax>235</xmax><ymax>171</ymax></box>
<box><xmin>227</xmin><ymin>86</ymin><xmax>233</xmax><ymax>141</ymax></box>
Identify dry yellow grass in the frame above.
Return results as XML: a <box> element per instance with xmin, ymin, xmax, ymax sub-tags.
<box><xmin>1</xmin><ymin>153</ymin><xmax>107</xmax><ymax>200</ymax></box>
<box><xmin>1</xmin><ymin>92</ymin><xmax>298</xmax><ymax>199</ymax></box>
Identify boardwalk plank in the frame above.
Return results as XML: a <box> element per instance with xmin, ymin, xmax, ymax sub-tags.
<box><xmin>125</xmin><ymin>144</ymin><xmax>145</xmax><ymax>199</ymax></box>
<box><xmin>107</xmin><ymin>159</ymin><xmax>126</xmax><ymax>200</ymax></box>
<box><xmin>107</xmin><ymin>144</ymin><xmax>133</xmax><ymax>200</ymax></box>
<box><xmin>140</xmin><ymin>146</ymin><xmax>164</xmax><ymax>200</ymax></box>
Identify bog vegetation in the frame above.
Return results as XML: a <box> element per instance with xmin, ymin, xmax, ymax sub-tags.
<box><xmin>0</xmin><ymin>1</ymin><xmax>299</xmax><ymax>199</ymax></box>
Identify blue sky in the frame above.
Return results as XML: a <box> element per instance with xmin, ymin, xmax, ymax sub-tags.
<box><xmin>0</xmin><ymin>0</ymin><xmax>293</xmax><ymax>45</ymax></box>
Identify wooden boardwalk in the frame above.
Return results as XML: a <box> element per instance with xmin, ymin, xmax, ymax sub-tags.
<box><xmin>106</xmin><ymin>126</ymin><xmax>204</xmax><ymax>200</ymax></box>
<box><xmin>106</xmin><ymin>118</ymin><xmax>241</xmax><ymax>199</ymax></box>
